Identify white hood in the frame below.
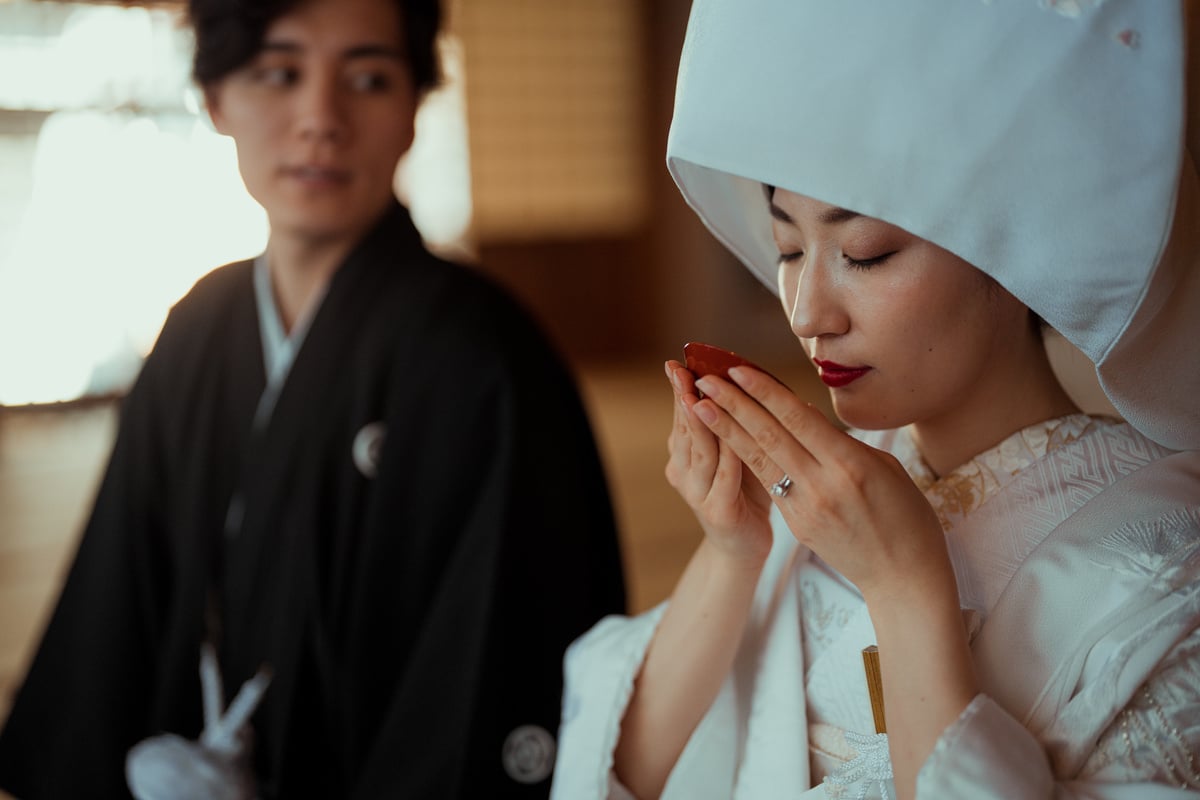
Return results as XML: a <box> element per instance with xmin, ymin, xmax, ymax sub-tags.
<box><xmin>666</xmin><ymin>0</ymin><xmax>1198</xmax><ymax>450</ymax></box>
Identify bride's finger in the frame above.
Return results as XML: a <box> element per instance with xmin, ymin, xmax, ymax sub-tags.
<box><xmin>727</xmin><ymin>366</ymin><xmax>859</xmax><ymax>467</ymax></box>
<box><xmin>666</xmin><ymin>363</ymin><xmax>721</xmax><ymax>494</ymax></box>
<box><xmin>670</xmin><ymin>363</ymin><xmax>719</xmax><ymax>455</ymax></box>
<box><xmin>692</xmin><ymin>373</ymin><xmax>818</xmax><ymax>491</ymax></box>
<box><xmin>704</xmin><ymin>435</ymin><xmax>746</xmax><ymax>508</ymax></box>
<box><xmin>666</xmin><ymin>361</ymin><xmax>694</xmax><ymax>471</ymax></box>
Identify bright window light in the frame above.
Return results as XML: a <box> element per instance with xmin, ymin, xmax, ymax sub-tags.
<box><xmin>0</xmin><ymin>1</ymin><xmax>471</xmax><ymax>406</ymax></box>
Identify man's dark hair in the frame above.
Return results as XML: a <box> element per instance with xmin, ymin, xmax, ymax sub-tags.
<box><xmin>188</xmin><ymin>0</ymin><xmax>442</xmax><ymax>94</ymax></box>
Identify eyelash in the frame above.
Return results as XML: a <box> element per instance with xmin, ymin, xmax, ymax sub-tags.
<box><xmin>844</xmin><ymin>252</ymin><xmax>895</xmax><ymax>271</ymax></box>
<box><xmin>775</xmin><ymin>251</ymin><xmax>896</xmax><ymax>270</ymax></box>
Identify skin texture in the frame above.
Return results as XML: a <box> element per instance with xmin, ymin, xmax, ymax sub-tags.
<box><xmin>770</xmin><ymin>191</ymin><xmax>1066</xmax><ymax>477</ymax></box>
<box><xmin>614</xmin><ymin>189</ymin><xmax>1078</xmax><ymax>800</ymax></box>
<box><xmin>203</xmin><ymin>0</ymin><xmax>418</xmax><ymax>331</ymax></box>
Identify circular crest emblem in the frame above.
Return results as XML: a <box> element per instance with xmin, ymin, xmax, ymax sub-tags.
<box><xmin>351</xmin><ymin>421</ymin><xmax>387</xmax><ymax>479</ymax></box>
<box><xmin>501</xmin><ymin>724</ymin><xmax>556</xmax><ymax>784</ymax></box>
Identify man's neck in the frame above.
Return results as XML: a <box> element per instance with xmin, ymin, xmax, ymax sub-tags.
<box><xmin>264</xmin><ymin>232</ymin><xmax>358</xmax><ymax>333</ymax></box>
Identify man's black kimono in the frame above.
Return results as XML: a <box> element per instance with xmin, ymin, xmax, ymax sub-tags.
<box><xmin>0</xmin><ymin>202</ymin><xmax>626</xmax><ymax>799</ymax></box>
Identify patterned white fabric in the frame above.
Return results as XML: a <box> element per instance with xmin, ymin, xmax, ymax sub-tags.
<box><xmin>550</xmin><ymin>419</ymin><xmax>1200</xmax><ymax>799</ymax></box>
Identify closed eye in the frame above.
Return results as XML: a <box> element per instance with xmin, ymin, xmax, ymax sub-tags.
<box><xmin>777</xmin><ymin>251</ymin><xmax>803</xmax><ymax>266</ymax></box>
<box><xmin>843</xmin><ymin>251</ymin><xmax>895</xmax><ymax>271</ymax></box>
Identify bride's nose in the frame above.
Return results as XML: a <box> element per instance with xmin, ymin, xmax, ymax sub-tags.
<box><xmin>779</xmin><ymin>255</ymin><xmax>849</xmax><ymax>341</ymax></box>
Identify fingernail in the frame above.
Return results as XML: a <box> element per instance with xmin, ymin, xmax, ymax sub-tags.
<box><xmin>693</xmin><ymin>402</ymin><xmax>717</xmax><ymax>425</ymax></box>
<box><xmin>695</xmin><ymin>377</ymin><xmax>715</xmax><ymax>397</ymax></box>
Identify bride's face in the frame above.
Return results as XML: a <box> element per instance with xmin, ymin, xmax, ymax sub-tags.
<box><xmin>769</xmin><ymin>187</ymin><xmax>1031</xmax><ymax>431</ymax></box>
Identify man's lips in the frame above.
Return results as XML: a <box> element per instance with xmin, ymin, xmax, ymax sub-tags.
<box><xmin>813</xmin><ymin>359</ymin><xmax>870</xmax><ymax>388</ymax></box>
<box><xmin>283</xmin><ymin>164</ymin><xmax>351</xmax><ymax>184</ymax></box>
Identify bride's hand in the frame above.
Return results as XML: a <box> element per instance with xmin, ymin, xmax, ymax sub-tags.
<box><xmin>664</xmin><ymin>360</ymin><xmax>773</xmax><ymax>567</ymax></box>
<box><xmin>689</xmin><ymin>365</ymin><xmax>952</xmax><ymax>600</ymax></box>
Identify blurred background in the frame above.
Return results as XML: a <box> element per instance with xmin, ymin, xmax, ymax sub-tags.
<box><xmin>0</xmin><ymin>0</ymin><xmax>835</xmax><ymax>732</ymax></box>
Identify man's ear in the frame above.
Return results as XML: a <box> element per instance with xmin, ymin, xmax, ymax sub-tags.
<box><xmin>203</xmin><ymin>85</ymin><xmax>229</xmax><ymax>135</ymax></box>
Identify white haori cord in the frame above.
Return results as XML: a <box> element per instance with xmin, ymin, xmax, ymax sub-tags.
<box><xmin>126</xmin><ymin>643</ymin><xmax>272</xmax><ymax>800</ymax></box>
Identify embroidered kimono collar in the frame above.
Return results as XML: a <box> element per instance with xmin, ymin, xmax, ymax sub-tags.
<box><xmin>665</xmin><ymin>0</ymin><xmax>1199</xmax><ymax>450</ymax></box>
<box><xmin>890</xmin><ymin>414</ymin><xmax>1114</xmax><ymax>530</ymax></box>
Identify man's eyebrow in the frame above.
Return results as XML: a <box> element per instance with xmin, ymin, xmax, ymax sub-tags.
<box><xmin>260</xmin><ymin>41</ymin><xmax>302</xmax><ymax>54</ymax></box>
<box><xmin>767</xmin><ymin>202</ymin><xmax>861</xmax><ymax>226</ymax></box>
<box><xmin>259</xmin><ymin>41</ymin><xmax>407</xmax><ymax>60</ymax></box>
<box><xmin>344</xmin><ymin>44</ymin><xmax>407</xmax><ymax>61</ymax></box>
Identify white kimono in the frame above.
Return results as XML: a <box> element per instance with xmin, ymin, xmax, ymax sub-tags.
<box><xmin>552</xmin><ymin>415</ymin><xmax>1200</xmax><ymax>799</ymax></box>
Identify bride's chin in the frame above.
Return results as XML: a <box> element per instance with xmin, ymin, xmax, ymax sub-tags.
<box><xmin>829</xmin><ymin>397</ymin><xmax>898</xmax><ymax>432</ymax></box>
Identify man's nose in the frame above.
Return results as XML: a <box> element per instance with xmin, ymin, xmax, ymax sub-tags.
<box><xmin>297</xmin><ymin>75</ymin><xmax>346</xmax><ymax>142</ymax></box>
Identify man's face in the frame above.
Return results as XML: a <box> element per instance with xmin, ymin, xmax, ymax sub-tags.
<box><xmin>204</xmin><ymin>0</ymin><xmax>418</xmax><ymax>247</ymax></box>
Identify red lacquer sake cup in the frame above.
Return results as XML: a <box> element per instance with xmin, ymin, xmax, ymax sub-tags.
<box><xmin>682</xmin><ymin>342</ymin><xmax>786</xmax><ymax>396</ymax></box>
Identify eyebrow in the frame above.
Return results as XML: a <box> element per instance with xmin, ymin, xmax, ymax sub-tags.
<box><xmin>260</xmin><ymin>41</ymin><xmax>407</xmax><ymax>61</ymax></box>
<box><xmin>767</xmin><ymin>201</ymin><xmax>861</xmax><ymax>227</ymax></box>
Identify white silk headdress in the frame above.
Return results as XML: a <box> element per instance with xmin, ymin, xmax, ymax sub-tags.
<box><xmin>666</xmin><ymin>0</ymin><xmax>1198</xmax><ymax>450</ymax></box>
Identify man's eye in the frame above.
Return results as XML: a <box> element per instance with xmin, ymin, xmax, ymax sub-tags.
<box><xmin>252</xmin><ymin>66</ymin><xmax>298</xmax><ymax>87</ymax></box>
<box><xmin>349</xmin><ymin>72</ymin><xmax>391</xmax><ymax>92</ymax></box>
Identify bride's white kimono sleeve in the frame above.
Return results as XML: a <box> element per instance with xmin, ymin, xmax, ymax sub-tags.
<box><xmin>918</xmin><ymin>450</ymin><xmax>1200</xmax><ymax>799</ymax></box>
<box><xmin>552</xmin><ymin>507</ymin><xmax>819</xmax><ymax>800</ymax></box>
<box><xmin>550</xmin><ymin>606</ymin><xmax>664</xmax><ymax>800</ymax></box>
<box><xmin>919</xmin><ymin>690</ymin><xmax>1200</xmax><ymax>800</ymax></box>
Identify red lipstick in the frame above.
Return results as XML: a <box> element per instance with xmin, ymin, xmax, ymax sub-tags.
<box><xmin>813</xmin><ymin>359</ymin><xmax>870</xmax><ymax>388</ymax></box>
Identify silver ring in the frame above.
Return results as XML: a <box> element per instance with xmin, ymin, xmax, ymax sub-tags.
<box><xmin>769</xmin><ymin>474</ymin><xmax>792</xmax><ymax>498</ymax></box>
